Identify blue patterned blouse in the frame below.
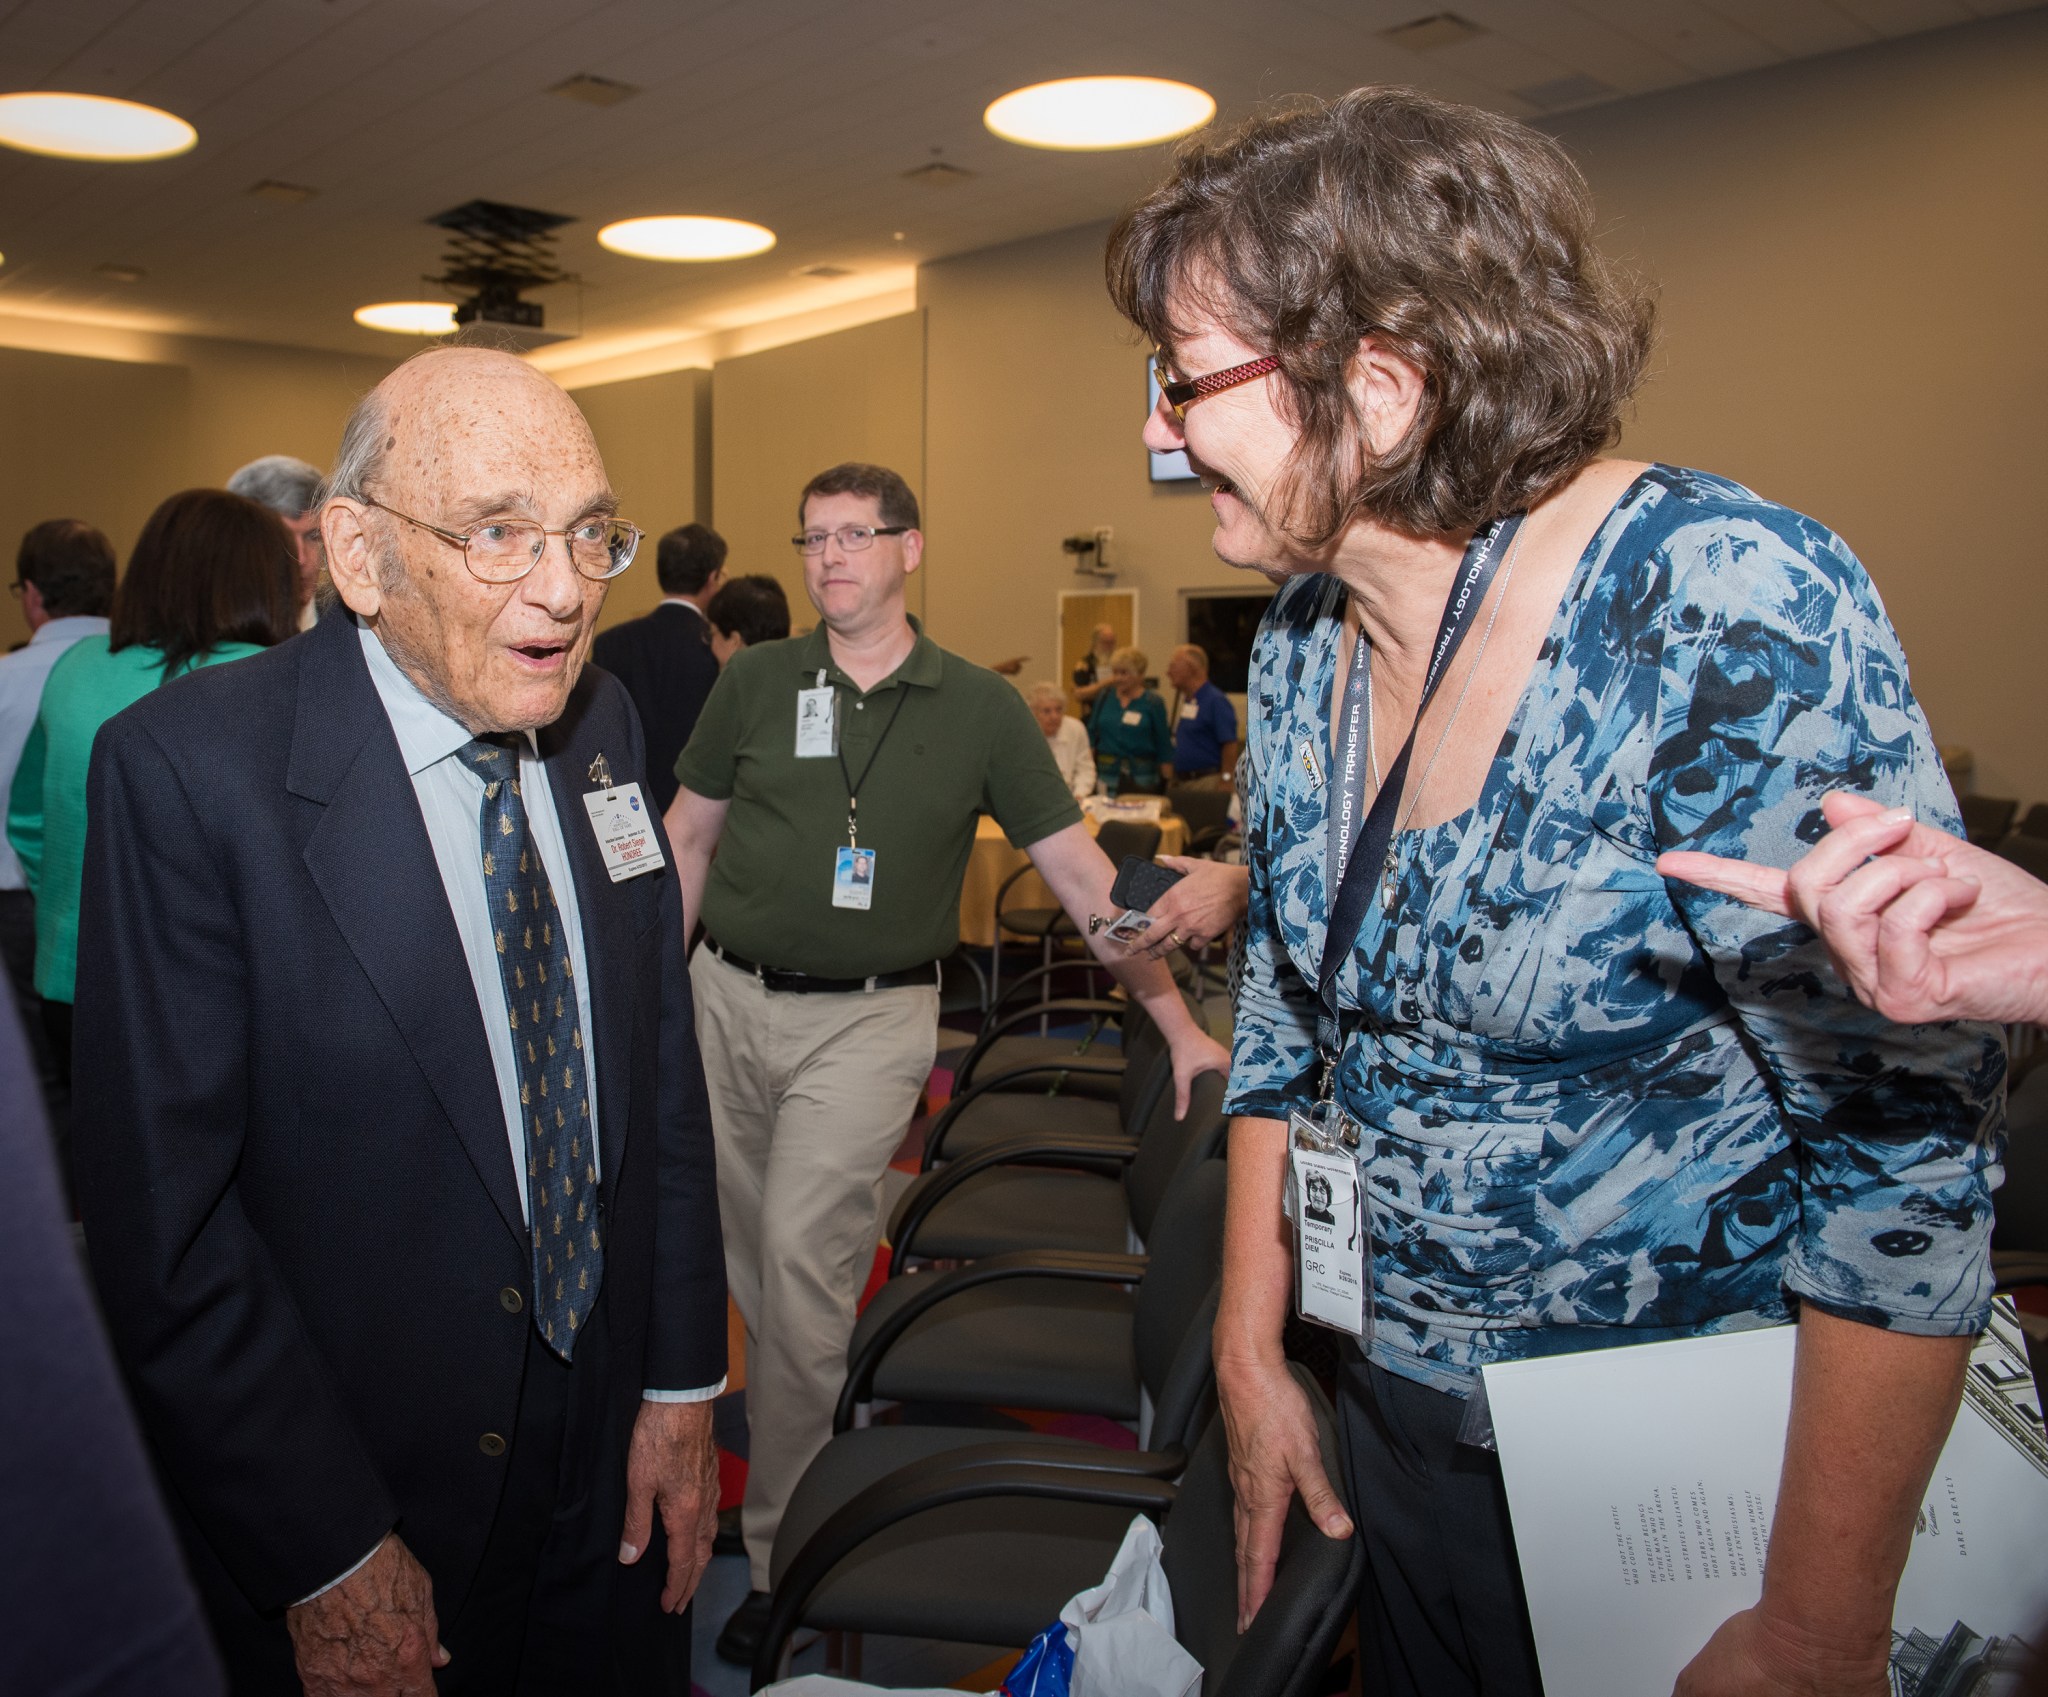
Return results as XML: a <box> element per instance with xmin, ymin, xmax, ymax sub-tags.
<box><xmin>1228</xmin><ymin>465</ymin><xmax>2005</xmax><ymax>1394</ymax></box>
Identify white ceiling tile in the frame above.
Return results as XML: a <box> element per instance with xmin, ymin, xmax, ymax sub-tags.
<box><xmin>1830</xmin><ymin>0</ymin><xmax>1973</xmax><ymax>31</ymax></box>
<box><xmin>1696</xmin><ymin>0</ymin><xmax>1876</xmax><ymax>56</ymax></box>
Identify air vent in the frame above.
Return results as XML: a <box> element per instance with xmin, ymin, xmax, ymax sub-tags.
<box><xmin>902</xmin><ymin>159</ymin><xmax>975</xmax><ymax>185</ymax></box>
<box><xmin>1513</xmin><ymin>73</ymin><xmax>1616</xmax><ymax>111</ymax></box>
<box><xmin>248</xmin><ymin>179</ymin><xmax>316</xmax><ymax>205</ymax></box>
<box><xmin>548</xmin><ymin>73</ymin><xmax>641</xmax><ymax>108</ymax></box>
<box><xmin>95</xmin><ymin>262</ymin><xmax>145</xmax><ymax>284</ymax></box>
<box><xmin>1380</xmin><ymin>12</ymin><xmax>1485</xmax><ymax>51</ymax></box>
<box><xmin>792</xmin><ymin>263</ymin><xmax>854</xmax><ymax>279</ymax></box>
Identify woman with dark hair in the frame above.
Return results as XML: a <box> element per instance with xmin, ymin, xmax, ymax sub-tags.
<box><xmin>704</xmin><ymin>572</ymin><xmax>791</xmax><ymax>665</ymax></box>
<box><xmin>1108</xmin><ymin>89</ymin><xmax>2002</xmax><ymax>1697</ymax></box>
<box><xmin>7</xmin><ymin>489</ymin><xmax>296</xmax><ymax>1077</ymax></box>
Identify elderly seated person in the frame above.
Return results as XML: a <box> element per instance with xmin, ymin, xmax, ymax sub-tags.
<box><xmin>1025</xmin><ymin>680</ymin><xmax>1095</xmax><ymax>801</ymax></box>
<box><xmin>1086</xmin><ymin>644</ymin><xmax>1172</xmax><ymax>796</ymax></box>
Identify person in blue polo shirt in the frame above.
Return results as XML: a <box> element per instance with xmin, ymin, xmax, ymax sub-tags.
<box><xmin>1165</xmin><ymin>643</ymin><xmax>1237</xmax><ymax>780</ymax></box>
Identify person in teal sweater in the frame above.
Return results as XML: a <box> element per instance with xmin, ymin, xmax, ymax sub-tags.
<box><xmin>7</xmin><ymin>489</ymin><xmax>298</xmax><ymax>1083</ymax></box>
<box><xmin>1086</xmin><ymin>643</ymin><xmax>1174</xmax><ymax>794</ymax></box>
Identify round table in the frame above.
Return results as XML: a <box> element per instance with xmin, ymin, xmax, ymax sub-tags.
<box><xmin>958</xmin><ymin>810</ymin><xmax>1187</xmax><ymax>949</ymax></box>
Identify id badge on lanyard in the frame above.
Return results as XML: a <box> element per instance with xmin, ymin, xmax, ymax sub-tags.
<box><xmin>1287</xmin><ymin>1107</ymin><xmax>1369</xmax><ymax>1339</ymax></box>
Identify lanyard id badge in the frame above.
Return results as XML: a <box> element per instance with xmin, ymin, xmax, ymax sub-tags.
<box><xmin>1287</xmin><ymin>1111</ymin><xmax>1368</xmax><ymax>1339</ymax></box>
<box><xmin>579</xmin><ymin>754</ymin><xmax>665</xmax><ymax>882</ymax></box>
<box><xmin>796</xmin><ymin>670</ymin><xmax>837</xmax><ymax>757</ymax></box>
<box><xmin>825</xmin><ymin>675</ymin><xmax>911</xmax><ymax>911</ymax></box>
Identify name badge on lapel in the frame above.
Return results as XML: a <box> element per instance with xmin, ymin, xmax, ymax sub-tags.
<box><xmin>580</xmin><ymin>773</ymin><xmax>664</xmax><ymax>883</ymax></box>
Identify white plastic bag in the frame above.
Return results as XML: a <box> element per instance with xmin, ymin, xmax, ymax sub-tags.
<box><xmin>1060</xmin><ymin>1517</ymin><xmax>1203</xmax><ymax>1697</ymax></box>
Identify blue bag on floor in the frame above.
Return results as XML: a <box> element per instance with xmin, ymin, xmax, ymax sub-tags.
<box><xmin>1001</xmin><ymin>1620</ymin><xmax>1074</xmax><ymax>1697</ymax></box>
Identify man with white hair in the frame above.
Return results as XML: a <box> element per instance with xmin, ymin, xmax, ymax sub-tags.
<box><xmin>80</xmin><ymin>350</ymin><xmax>726</xmax><ymax>1695</ymax></box>
<box><xmin>227</xmin><ymin>453</ymin><xmax>326</xmax><ymax>627</ymax></box>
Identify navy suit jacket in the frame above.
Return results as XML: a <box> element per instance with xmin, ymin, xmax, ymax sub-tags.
<box><xmin>590</xmin><ymin>602</ymin><xmax>718</xmax><ymax>813</ymax></box>
<box><xmin>0</xmin><ymin>993</ymin><xmax>222</xmax><ymax>1694</ymax></box>
<box><xmin>71</xmin><ymin>608</ymin><xmax>726</xmax><ymax>1621</ymax></box>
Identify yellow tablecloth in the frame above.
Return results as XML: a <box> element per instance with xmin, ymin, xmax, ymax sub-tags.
<box><xmin>958</xmin><ymin>811</ymin><xmax>1187</xmax><ymax>949</ymax></box>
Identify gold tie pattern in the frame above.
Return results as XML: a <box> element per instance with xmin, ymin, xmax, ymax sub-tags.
<box><xmin>461</xmin><ymin>736</ymin><xmax>602</xmax><ymax>1360</ymax></box>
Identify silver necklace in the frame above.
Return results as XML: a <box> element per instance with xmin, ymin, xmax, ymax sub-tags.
<box><xmin>1362</xmin><ymin>522</ymin><xmax>1527</xmax><ymax>908</ymax></box>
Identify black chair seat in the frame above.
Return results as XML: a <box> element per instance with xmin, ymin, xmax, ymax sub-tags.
<box><xmin>894</xmin><ymin>1167</ymin><xmax>1131</xmax><ymax>1263</ymax></box>
<box><xmin>856</xmin><ymin>1275</ymin><xmax>1141</xmax><ymax>1418</ymax></box>
<box><xmin>928</xmin><ymin>1091</ymin><xmax>1129</xmax><ymax>1164</ymax></box>
<box><xmin>801</xmin><ymin>1493</ymin><xmax>1132</xmax><ymax>1644</ymax></box>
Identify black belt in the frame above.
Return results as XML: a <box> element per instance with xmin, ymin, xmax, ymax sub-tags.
<box><xmin>705</xmin><ymin>938</ymin><xmax>940</xmax><ymax>995</ymax></box>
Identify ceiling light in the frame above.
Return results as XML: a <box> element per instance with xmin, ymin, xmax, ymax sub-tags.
<box><xmin>354</xmin><ymin>301</ymin><xmax>458</xmax><ymax>336</ymax></box>
<box><xmin>598</xmin><ymin>216</ymin><xmax>777</xmax><ymax>261</ymax></box>
<box><xmin>0</xmin><ymin>92</ymin><xmax>196</xmax><ymax>162</ymax></box>
<box><xmin>248</xmin><ymin>178</ymin><xmax>317</xmax><ymax>205</ymax></box>
<box><xmin>95</xmin><ymin>262</ymin><xmax>146</xmax><ymax>284</ymax></box>
<box><xmin>549</xmin><ymin>73</ymin><xmax>641</xmax><ymax>108</ymax></box>
<box><xmin>1381</xmin><ymin>13</ymin><xmax>1486</xmax><ymax>52</ymax></box>
<box><xmin>984</xmin><ymin>77</ymin><xmax>1214</xmax><ymax>151</ymax></box>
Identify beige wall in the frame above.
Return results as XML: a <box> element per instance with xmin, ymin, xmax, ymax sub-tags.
<box><xmin>1556</xmin><ymin>12</ymin><xmax>2047</xmax><ymax>801</ymax></box>
<box><xmin>916</xmin><ymin>11</ymin><xmax>2048</xmax><ymax>799</ymax></box>
<box><xmin>575</xmin><ymin>367</ymin><xmax>713</xmax><ymax>633</ymax></box>
<box><xmin>0</xmin><ymin>336</ymin><xmax>397</xmax><ymax>650</ymax></box>
<box><xmin>710</xmin><ymin>312</ymin><xmax>925</xmax><ymax>622</ymax></box>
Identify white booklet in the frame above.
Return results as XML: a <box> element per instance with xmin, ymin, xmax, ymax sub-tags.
<box><xmin>1483</xmin><ymin>1299</ymin><xmax>2047</xmax><ymax>1697</ymax></box>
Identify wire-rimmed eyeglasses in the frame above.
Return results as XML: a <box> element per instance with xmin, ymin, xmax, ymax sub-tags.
<box><xmin>363</xmin><ymin>497</ymin><xmax>641</xmax><ymax>583</ymax></box>
<box><xmin>792</xmin><ymin>524</ymin><xmax>911</xmax><ymax>555</ymax></box>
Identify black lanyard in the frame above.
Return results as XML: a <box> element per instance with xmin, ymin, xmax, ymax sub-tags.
<box><xmin>834</xmin><ymin>681</ymin><xmax>911</xmax><ymax>848</ymax></box>
<box><xmin>1315</xmin><ymin>514</ymin><xmax>1524</xmax><ymax>1068</ymax></box>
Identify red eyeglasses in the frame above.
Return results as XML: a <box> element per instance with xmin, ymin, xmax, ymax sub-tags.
<box><xmin>1153</xmin><ymin>348</ymin><xmax>1282</xmax><ymax>421</ymax></box>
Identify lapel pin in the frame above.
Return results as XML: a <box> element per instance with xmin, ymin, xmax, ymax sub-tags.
<box><xmin>587</xmin><ymin>754</ymin><xmax>612</xmax><ymax>789</ymax></box>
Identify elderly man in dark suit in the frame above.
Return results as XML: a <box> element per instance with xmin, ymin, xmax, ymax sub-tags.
<box><xmin>591</xmin><ymin>523</ymin><xmax>726</xmax><ymax>812</ymax></box>
<box><xmin>73</xmin><ymin>346</ymin><xmax>727</xmax><ymax>1697</ymax></box>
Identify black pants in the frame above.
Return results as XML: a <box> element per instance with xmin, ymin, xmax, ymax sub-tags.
<box><xmin>202</xmin><ymin>1302</ymin><xmax>690</xmax><ymax>1696</ymax></box>
<box><xmin>1337</xmin><ymin>1350</ymin><xmax>1545</xmax><ymax>1697</ymax></box>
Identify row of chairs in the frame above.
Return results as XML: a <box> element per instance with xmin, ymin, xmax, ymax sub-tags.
<box><xmin>747</xmin><ymin>995</ymin><xmax>1359</xmax><ymax>1694</ymax></box>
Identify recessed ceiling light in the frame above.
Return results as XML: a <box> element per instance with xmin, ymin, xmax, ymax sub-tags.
<box><xmin>95</xmin><ymin>262</ymin><xmax>146</xmax><ymax>284</ymax></box>
<box><xmin>354</xmin><ymin>301</ymin><xmax>458</xmax><ymax>336</ymax></box>
<box><xmin>549</xmin><ymin>73</ymin><xmax>641</xmax><ymax>108</ymax></box>
<box><xmin>248</xmin><ymin>178</ymin><xmax>317</xmax><ymax>205</ymax></box>
<box><xmin>0</xmin><ymin>92</ymin><xmax>196</xmax><ymax>162</ymax></box>
<box><xmin>598</xmin><ymin>216</ymin><xmax>777</xmax><ymax>261</ymax></box>
<box><xmin>984</xmin><ymin>76</ymin><xmax>1214</xmax><ymax>151</ymax></box>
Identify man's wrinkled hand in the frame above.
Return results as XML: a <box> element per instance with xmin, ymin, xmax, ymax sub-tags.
<box><xmin>285</xmin><ymin>1533</ymin><xmax>447</xmax><ymax>1697</ymax></box>
<box><xmin>619</xmin><ymin>1399</ymin><xmax>719</xmax><ymax>1613</ymax></box>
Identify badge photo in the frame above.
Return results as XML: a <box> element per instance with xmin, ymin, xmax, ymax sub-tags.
<box><xmin>831</xmin><ymin>844</ymin><xmax>876</xmax><ymax>910</ymax></box>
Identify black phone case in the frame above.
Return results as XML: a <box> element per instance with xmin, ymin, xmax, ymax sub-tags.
<box><xmin>1110</xmin><ymin>854</ymin><xmax>1185</xmax><ymax>913</ymax></box>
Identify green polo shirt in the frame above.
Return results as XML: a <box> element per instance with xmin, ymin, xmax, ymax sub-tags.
<box><xmin>676</xmin><ymin>618</ymin><xmax>1081</xmax><ymax>977</ymax></box>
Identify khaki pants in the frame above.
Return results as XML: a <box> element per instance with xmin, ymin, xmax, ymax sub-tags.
<box><xmin>689</xmin><ymin>948</ymin><xmax>939</xmax><ymax>1589</ymax></box>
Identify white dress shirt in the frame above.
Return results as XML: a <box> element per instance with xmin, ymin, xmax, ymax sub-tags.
<box><xmin>0</xmin><ymin>615</ymin><xmax>109</xmax><ymax>890</ymax></box>
<box><xmin>1047</xmin><ymin>713</ymin><xmax>1097</xmax><ymax>802</ymax></box>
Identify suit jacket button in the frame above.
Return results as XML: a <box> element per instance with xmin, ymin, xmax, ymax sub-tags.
<box><xmin>479</xmin><ymin>1432</ymin><xmax>507</xmax><ymax>1457</ymax></box>
<box><xmin>499</xmin><ymin>1286</ymin><xmax>524</xmax><ymax>1314</ymax></box>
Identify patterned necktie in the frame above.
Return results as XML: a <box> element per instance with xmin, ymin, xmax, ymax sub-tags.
<box><xmin>460</xmin><ymin>735</ymin><xmax>602</xmax><ymax>1360</ymax></box>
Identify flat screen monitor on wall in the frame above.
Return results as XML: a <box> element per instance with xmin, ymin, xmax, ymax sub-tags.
<box><xmin>1147</xmin><ymin>357</ymin><xmax>1198</xmax><ymax>483</ymax></box>
<box><xmin>1185</xmin><ymin>590</ymin><xmax>1274</xmax><ymax>694</ymax></box>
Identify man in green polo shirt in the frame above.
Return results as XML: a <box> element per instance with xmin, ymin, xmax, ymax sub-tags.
<box><xmin>665</xmin><ymin>462</ymin><xmax>1226</xmax><ymax>1661</ymax></box>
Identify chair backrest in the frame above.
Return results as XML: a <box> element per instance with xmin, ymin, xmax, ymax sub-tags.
<box><xmin>2020</xmin><ymin>802</ymin><xmax>2048</xmax><ymax>841</ymax></box>
<box><xmin>1994</xmin><ymin>831</ymin><xmax>2048</xmax><ymax>883</ymax></box>
<box><xmin>1994</xmin><ymin>1062</ymin><xmax>2048</xmax><ymax>1255</ymax></box>
<box><xmin>1115</xmin><ymin>990</ymin><xmax>1210</xmax><ymax>1131</ymax></box>
<box><xmin>1095</xmin><ymin>818</ymin><xmax>1165</xmax><ymax>866</ymax></box>
<box><xmin>1167</xmin><ymin>781</ymin><xmax>1233</xmax><ymax>845</ymax></box>
<box><xmin>1125</xmin><ymin>1068</ymin><xmax>1229</xmax><ymax>1244</ymax></box>
<box><xmin>1961</xmin><ymin>793</ymin><xmax>2019</xmax><ymax>846</ymax></box>
<box><xmin>1132</xmin><ymin>1158</ymin><xmax>1228</xmax><ymax>1452</ymax></box>
<box><xmin>1163</xmin><ymin>1363</ymin><xmax>1362</xmax><ymax>1697</ymax></box>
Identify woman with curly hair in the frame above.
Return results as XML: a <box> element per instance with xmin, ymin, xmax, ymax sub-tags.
<box><xmin>1109</xmin><ymin>88</ymin><xmax>2001</xmax><ymax>1697</ymax></box>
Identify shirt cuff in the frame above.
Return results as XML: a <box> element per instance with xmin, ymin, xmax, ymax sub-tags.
<box><xmin>291</xmin><ymin>1533</ymin><xmax>389</xmax><ymax>1608</ymax></box>
<box><xmin>641</xmin><ymin>1377</ymin><xmax>728</xmax><ymax>1404</ymax></box>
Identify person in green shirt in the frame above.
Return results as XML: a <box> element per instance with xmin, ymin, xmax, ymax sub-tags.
<box><xmin>7</xmin><ymin>488</ymin><xmax>297</xmax><ymax>1083</ymax></box>
<box><xmin>664</xmin><ymin>462</ymin><xmax>1228</xmax><ymax>1662</ymax></box>
<box><xmin>1086</xmin><ymin>644</ymin><xmax>1174</xmax><ymax>794</ymax></box>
